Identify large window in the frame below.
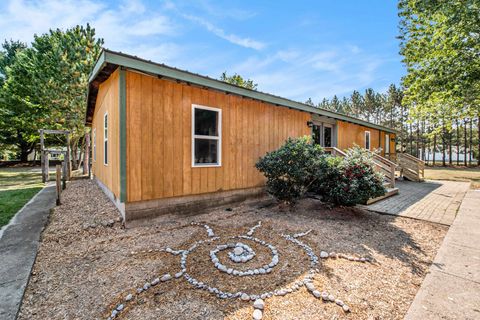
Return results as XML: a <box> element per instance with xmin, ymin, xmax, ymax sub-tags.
<box><xmin>192</xmin><ymin>105</ymin><xmax>221</xmax><ymax>167</ymax></box>
<box><xmin>365</xmin><ymin>131</ymin><xmax>371</xmax><ymax>150</ymax></box>
<box><xmin>104</xmin><ymin>112</ymin><xmax>108</xmax><ymax>165</ymax></box>
<box><xmin>93</xmin><ymin>128</ymin><xmax>96</xmax><ymax>161</ymax></box>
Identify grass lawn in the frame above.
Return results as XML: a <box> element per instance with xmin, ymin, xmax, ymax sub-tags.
<box><xmin>424</xmin><ymin>166</ymin><xmax>480</xmax><ymax>189</ymax></box>
<box><xmin>0</xmin><ymin>167</ymin><xmax>45</xmax><ymax>227</ymax></box>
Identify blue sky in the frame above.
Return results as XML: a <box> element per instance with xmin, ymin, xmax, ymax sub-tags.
<box><xmin>0</xmin><ymin>0</ymin><xmax>404</xmax><ymax>102</ymax></box>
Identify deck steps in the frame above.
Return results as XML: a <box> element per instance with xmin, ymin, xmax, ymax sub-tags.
<box><xmin>398</xmin><ymin>153</ymin><xmax>425</xmax><ymax>182</ymax></box>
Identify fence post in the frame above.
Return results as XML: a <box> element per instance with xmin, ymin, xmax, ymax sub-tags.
<box><xmin>44</xmin><ymin>152</ymin><xmax>49</xmax><ymax>182</ymax></box>
<box><xmin>62</xmin><ymin>160</ymin><xmax>67</xmax><ymax>190</ymax></box>
<box><xmin>40</xmin><ymin>130</ymin><xmax>47</xmax><ymax>183</ymax></box>
<box><xmin>56</xmin><ymin>165</ymin><xmax>61</xmax><ymax>205</ymax></box>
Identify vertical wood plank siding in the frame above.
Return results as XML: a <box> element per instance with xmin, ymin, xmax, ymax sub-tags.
<box><xmin>125</xmin><ymin>71</ymin><xmax>311</xmax><ymax>202</ymax></box>
<box><xmin>336</xmin><ymin>121</ymin><xmax>396</xmax><ymax>157</ymax></box>
<box><xmin>91</xmin><ymin>69</ymin><xmax>120</xmax><ymax>197</ymax></box>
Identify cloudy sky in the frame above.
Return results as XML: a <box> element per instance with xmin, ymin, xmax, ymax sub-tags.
<box><xmin>0</xmin><ymin>0</ymin><xmax>404</xmax><ymax>102</ymax></box>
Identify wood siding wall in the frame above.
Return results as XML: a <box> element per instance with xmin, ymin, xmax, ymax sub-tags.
<box><xmin>91</xmin><ymin>69</ymin><xmax>120</xmax><ymax>198</ymax></box>
<box><xmin>125</xmin><ymin>71</ymin><xmax>311</xmax><ymax>203</ymax></box>
<box><xmin>337</xmin><ymin>121</ymin><xmax>395</xmax><ymax>157</ymax></box>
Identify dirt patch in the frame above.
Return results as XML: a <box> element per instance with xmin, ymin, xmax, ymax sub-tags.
<box><xmin>18</xmin><ymin>179</ymin><xmax>447</xmax><ymax>320</ymax></box>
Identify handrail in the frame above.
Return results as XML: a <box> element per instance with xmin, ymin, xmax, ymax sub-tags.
<box><xmin>324</xmin><ymin>147</ymin><xmax>347</xmax><ymax>157</ymax></box>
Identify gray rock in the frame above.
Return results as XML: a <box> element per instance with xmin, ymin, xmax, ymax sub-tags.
<box><xmin>328</xmin><ymin>294</ymin><xmax>335</xmax><ymax>302</ymax></box>
<box><xmin>161</xmin><ymin>274</ymin><xmax>172</xmax><ymax>282</ymax></box>
<box><xmin>320</xmin><ymin>251</ymin><xmax>329</xmax><ymax>258</ymax></box>
<box><xmin>116</xmin><ymin>304</ymin><xmax>124</xmax><ymax>311</ymax></box>
<box><xmin>253</xmin><ymin>298</ymin><xmax>265</xmax><ymax>310</ymax></box>
<box><xmin>175</xmin><ymin>271</ymin><xmax>183</xmax><ymax>278</ymax></box>
<box><xmin>151</xmin><ymin>278</ymin><xmax>160</xmax><ymax>286</ymax></box>
<box><xmin>234</xmin><ymin>246</ymin><xmax>244</xmax><ymax>256</ymax></box>
<box><xmin>241</xmin><ymin>293</ymin><xmax>250</xmax><ymax>301</ymax></box>
<box><xmin>125</xmin><ymin>293</ymin><xmax>133</xmax><ymax>301</ymax></box>
<box><xmin>342</xmin><ymin>304</ymin><xmax>350</xmax><ymax>312</ymax></box>
<box><xmin>312</xmin><ymin>290</ymin><xmax>321</xmax><ymax>298</ymax></box>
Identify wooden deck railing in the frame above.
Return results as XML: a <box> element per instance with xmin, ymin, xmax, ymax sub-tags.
<box><xmin>324</xmin><ymin>147</ymin><xmax>396</xmax><ymax>189</ymax></box>
<box><xmin>324</xmin><ymin>147</ymin><xmax>347</xmax><ymax>157</ymax></box>
<box><xmin>397</xmin><ymin>153</ymin><xmax>425</xmax><ymax>182</ymax></box>
<box><xmin>372</xmin><ymin>153</ymin><xmax>396</xmax><ymax>188</ymax></box>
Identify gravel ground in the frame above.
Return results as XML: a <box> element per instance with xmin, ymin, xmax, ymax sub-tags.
<box><xmin>18</xmin><ymin>179</ymin><xmax>447</xmax><ymax>320</ymax></box>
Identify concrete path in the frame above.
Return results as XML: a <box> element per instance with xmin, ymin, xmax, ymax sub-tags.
<box><xmin>405</xmin><ymin>189</ymin><xmax>480</xmax><ymax>320</ymax></box>
<box><xmin>0</xmin><ymin>184</ymin><xmax>56</xmax><ymax>320</ymax></box>
<box><xmin>365</xmin><ymin>180</ymin><xmax>470</xmax><ymax>225</ymax></box>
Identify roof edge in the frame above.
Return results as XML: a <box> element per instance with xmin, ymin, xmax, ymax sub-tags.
<box><xmin>86</xmin><ymin>48</ymin><xmax>398</xmax><ymax>134</ymax></box>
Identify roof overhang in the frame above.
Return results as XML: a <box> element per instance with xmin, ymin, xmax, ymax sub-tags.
<box><xmin>86</xmin><ymin>49</ymin><xmax>397</xmax><ymax>134</ymax></box>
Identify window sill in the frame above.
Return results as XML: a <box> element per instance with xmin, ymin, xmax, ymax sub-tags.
<box><xmin>192</xmin><ymin>163</ymin><xmax>221</xmax><ymax>168</ymax></box>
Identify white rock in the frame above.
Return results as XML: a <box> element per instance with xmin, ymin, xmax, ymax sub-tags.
<box><xmin>151</xmin><ymin>278</ymin><xmax>160</xmax><ymax>286</ymax></box>
<box><xmin>161</xmin><ymin>274</ymin><xmax>172</xmax><ymax>282</ymax></box>
<box><xmin>321</xmin><ymin>292</ymin><xmax>329</xmax><ymax>300</ymax></box>
<box><xmin>116</xmin><ymin>304</ymin><xmax>124</xmax><ymax>311</ymax></box>
<box><xmin>241</xmin><ymin>293</ymin><xmax>250</xmax><ymax>301</ymax></box>
<box><xmin>335</xmin><ymin>299</ymin><xmax>344</xmax><ymax>306</ymax></box>
<box><xmin>175</xmin><ymin>272</ymin><xmax>183</xmax><ymax>278</ymax></box>
<box><xmin>342</xmin><ymin>304</ymin><xmax>350</xmax><ymax>312</ymax></box>
<box><xmin>252</xmin><ymin>309</ymin><xmax>263</xmax><ymax>320</ymax></box>
<box><xmin>234</xmin><ymin>246</ymin><xmax>244</xmax><ymax>256</ymax></box>
<box><xmin>328</xmin><ymin>294</ymin><xmax>335</xmax><ymax>302</ymax></box>
<box><xmin>306</xmin><ymin>283</ymin><xmax>316</xmax><ymax>291</ymax></box>
<box><xmin>253</xmin><ymin>299</ymin><xmax>265</xmax><ymax>310</ymax></box>
<box><xmin>312</xmin><ymin>290</ymin><xmax>321</xmax><ymax>298</ymax></box>
<box><xmin>320</xmin><ymin>251</ymin><xmax>329</xmax><ymax>258</ymax></box>
<box><xmin>125</xmin><ymin>293</ymin><xmax>133</xmax><ymax>301</ymax></box>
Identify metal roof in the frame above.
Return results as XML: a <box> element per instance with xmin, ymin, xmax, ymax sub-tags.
<box><xmin>86</xmin><ymin>49</ymin><xmax>397</xmax><ymax>134</ymax></box>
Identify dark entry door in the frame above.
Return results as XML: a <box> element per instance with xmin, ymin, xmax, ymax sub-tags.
<box><xmin>312</xmin><ymin>124</ymin><xmax>333</xmax><ymax>147</ymax></box>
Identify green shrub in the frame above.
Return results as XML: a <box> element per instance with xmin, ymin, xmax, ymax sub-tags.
<box><xmin>255</xmin><ymin>136</ymin><xmax>326</xmax><ymax>204</ymax></box>
<box><xmin>315</xmin><ymin>146</ymin><xmax>386</xmax><ymax>206</ymax></box>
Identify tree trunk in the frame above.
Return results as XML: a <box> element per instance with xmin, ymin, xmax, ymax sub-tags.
<box><xmin>442</xmin><ymin>123</ymin><xmax>446</xmax><ymax>166</ymax></box>
<box><xmin>433</xmin><ymin>134</ymin><xmax>437</xmax><ymax>166</ymax></box>
<box><xmin>464</xmin><ymin>120</ymin><xmax>468</xmax><ymax>166</ymax></box>
<box><xmin>469</xmin><ymin>118</ymin><xmax>473</xmax><ymax>166</ymax></box>
<box><xmin>449</xmin><ymin>129</ymin><xmax>452</xmax><ymax>165</ymax></box>
<box><xmin>478</xmin><ymin>115</ymin><xmax>480</xmax><ymax>166</ymax></box>
<box><xmin>409</xmin><ymin>123</ymin><xmax>413</xmax><ymax>154</ymax></box>
<box><xmin>456</xmin><ymin>119</ymin><xmax>460</xmax><ymax>165</ymax></box>
<box><xmin>83</xmin><ymin>132</ymin><xmax>90</xmax><ymax>175</ymax></box>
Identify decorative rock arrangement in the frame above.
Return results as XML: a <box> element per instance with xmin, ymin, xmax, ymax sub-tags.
<box><xmin>105</xmin><ymin>221</ymin><xmax>370</xmax><ymax>319</ymax></box>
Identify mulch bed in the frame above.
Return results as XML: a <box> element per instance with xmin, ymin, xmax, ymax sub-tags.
<box><xmin>18</xmin><ymin>179</ymin><xmax>447</xmax><ymax>319</ymax></box>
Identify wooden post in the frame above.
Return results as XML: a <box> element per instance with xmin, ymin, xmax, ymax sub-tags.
<box><xmin>44</xmin><ymin>152</ymin><xmax>49</xmax><ymax>182</ymax></box>
<box><xmin>56</xmin><ymin>165</ymin><xmax>61</xmax><ymax>205</ymax></box>
<box><xmin>66</xmin><ymin>134</ymin><xmax>71</xmax><ymax>180</ymax></box>
<box><xmin>83</xmin><ymin>132</ymin><xmax>90</xmax><ymax>175</ymax></box>
<box><xmin>62</xmin><ymin>160</ymin><xmax>67</xmax><ymax>190</ymax></box>
<box><xmin>40</xmin><ymin>130</ymin><xmax>46</xmax><ymax>183</ymax></box>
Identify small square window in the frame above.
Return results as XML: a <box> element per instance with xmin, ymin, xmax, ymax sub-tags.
<box><xmin>192</xmin><ymin>105</ymin><xmax>221</xmax><ymax>167</ymax></box>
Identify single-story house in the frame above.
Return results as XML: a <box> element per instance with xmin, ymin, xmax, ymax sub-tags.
<box><xmin>86</xmin><ymin>49</ymin><xmax>396</xmax><ymax>223</ymax></box>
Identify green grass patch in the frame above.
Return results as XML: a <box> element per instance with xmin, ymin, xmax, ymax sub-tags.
<box><xmin>0</xmin><ymin>186</ymin><xmax>42</xmax><ymax>226</ymax></box>
<box><xmin>0</xmin><ymin>167</ymin><xmax>47</xmax><ymax>227</ymax></box>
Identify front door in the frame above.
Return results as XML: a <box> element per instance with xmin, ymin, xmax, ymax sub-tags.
<box><xmin>312</xmin><ymin>123</ymin><xmax>334</xmax><ymax>147</ymax></box>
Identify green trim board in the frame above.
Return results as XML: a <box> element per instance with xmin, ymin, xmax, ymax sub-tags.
<box><xmin>119</xmin><ymin>67</ymin><xmax>127</xmax><ymax>203</ymax></box>
<box><xmin>87</xmin><ymin>49</ymin><xmax>397</xmax><ymax>134</ymax></box>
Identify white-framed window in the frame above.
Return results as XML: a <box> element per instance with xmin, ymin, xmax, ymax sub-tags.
<box><xmin>103</xmin><ymin>112</ymin><xmax>108</xmax><ymax>165</ymax></box>
<box><xmin>385</xmin><ymin>134</ymin><xmax>390</xmax><ymax>154</ymax></box>
<box><xmin>93</xmin><ymin>128</ymin><xmax>96</xmax><ymax>161</ymax></box>
<box><xmin>365</xmin><ymin>131</ymin><xmax>371</xmax><ymax>150</ymax></box>
<box><xmin>192</xmin><ymin>104</ymin><xmax>221</xmax><ymax>167</ymax></box>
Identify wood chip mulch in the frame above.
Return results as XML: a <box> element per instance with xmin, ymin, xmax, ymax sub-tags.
<box><xmin>18</xmin><ymin>179</ymin><xmax>447</xmax><ymax>320</ymax></box>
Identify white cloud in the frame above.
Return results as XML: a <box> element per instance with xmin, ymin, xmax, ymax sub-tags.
<box><xmin>182</xmin><ymin>14</ymin><xmax>265</xmax><ymax>50</ymax></box>
<box><xmin>229</xmin><ymin>45</ymin><xmax>387</xmax><ymax>101</ymax></box>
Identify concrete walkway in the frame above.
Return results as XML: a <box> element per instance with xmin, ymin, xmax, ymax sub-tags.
<box><xmin>365</xmin><ymin>180</ymin><xmax>470</xmax><ymax>225</ymax></box>
<box><xmin>0</xmin><ymin>184</ymin><xmax>56</xmax><ymax>320</ymax></box>
<box><xmin>405</xmin><ymin>189</ymin><xmax>480</xmax><ymax>320</ymax></box>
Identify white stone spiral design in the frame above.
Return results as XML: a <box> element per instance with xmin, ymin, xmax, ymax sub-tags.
<box><xmin>105</xmin><ymin>221</ymin><xmax>373</xmax><ymax>319</ymax></box>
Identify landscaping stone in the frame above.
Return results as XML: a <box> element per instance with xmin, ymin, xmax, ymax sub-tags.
<box><xmin>253</xmin><ymin>299</ymin><xmax>265</xmax><ymax>310</ymax></box>
<box><xmin>252</xmin><ymin>309</ymin><xmax>263</xmax><ymax>320</ymax></box>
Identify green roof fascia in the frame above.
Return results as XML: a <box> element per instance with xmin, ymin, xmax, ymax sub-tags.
<box><xmin>94</xmin><ymin>49</ymin><xmax>397</xmax><ymax>134</ymax></box>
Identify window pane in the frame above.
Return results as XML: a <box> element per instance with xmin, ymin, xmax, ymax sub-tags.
<box><xmin>312</xmin><ymin>125</ymin><xmax>321</xmax><ymax>145</ymax></box>
<box><xmin>195</xmin><ymin>108</ymin><xmax>218</xmax><ymax>136</ymax></box>
<box><xmin>194</xmin><ymin>138</ymin><xmax>218</xmax><ymax>164</ymax></box>
<box><xmin>324</xmin><ymin>127</ymin><xmax>332</xmax><ymax>147</ymax></box>
<box><xmin>104</xmin><ymin>140</ymin><xmax>108</xmax><ymax>164</ymax></box>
